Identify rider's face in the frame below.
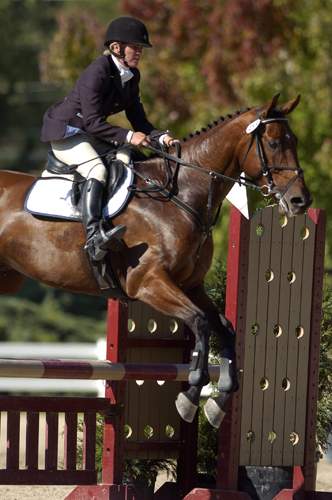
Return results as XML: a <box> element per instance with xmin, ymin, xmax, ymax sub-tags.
<box><xmin>123</xmin><ymin>44</ymin><xmax>143</xmax><ymax>67</ymax></box>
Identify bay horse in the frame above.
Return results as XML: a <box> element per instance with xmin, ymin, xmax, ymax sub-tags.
<box><xmin>0</xmin><ymin>94</ymin><xmax>311</xmax><ymax>427</ymax></box>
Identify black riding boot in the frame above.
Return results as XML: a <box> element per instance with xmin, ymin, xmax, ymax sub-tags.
<box><xmin>82</xmin><ymin>178</ymin><xmax>126</xmax><ymax>261</ymax></box>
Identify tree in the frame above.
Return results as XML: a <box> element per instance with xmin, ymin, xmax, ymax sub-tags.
<box><xmin>40</xmin><ymin>9</ymin><xmax>104</xmax><ymax>87</ymax></box>
<box><xmin>241</xmin><ymin>0</ymin><xmax>332</xmax><ymax>266</ymax></box>
<box><xmin>0</xmin><ymin>292</ymin><xmax>106</xmax><ymax>343</ymax></box>
<box><xmin>0</xmin><ymin>0</ymin><xmax>62</xmax><ymax>171</ymax></box>
<box><xmin>0</xmin><ymin>1</ymin><xmax>119</xmax><ymax>338</ymax></box>
<box><xmin>38</xmin><ymin>0</ymin><xmax>332</xmax><ymax>264</ymax></box>
<box><xmin>121</xmin><ymin>0</ymin><xmax>295</xmax><ymax>128</ymax></box>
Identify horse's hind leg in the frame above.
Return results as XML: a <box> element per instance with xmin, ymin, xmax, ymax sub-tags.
<box><xmin>0</xmin><ymin>268</ymin><xmax>25</xmax><ymax>294</ymax></box>
<box><xmin>133</xmin><ymin>271</ymin><xmax>211</xmax><ymax>423</ymax></box>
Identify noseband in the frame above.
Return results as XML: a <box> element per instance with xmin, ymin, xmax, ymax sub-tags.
<box><xmin>243</xmin><ymin>116</ymin><xmax>304</xmax><ymax>201</ymax></box>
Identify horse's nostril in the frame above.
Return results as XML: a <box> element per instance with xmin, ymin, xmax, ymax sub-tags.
<box><xmin>290</xmin><ymin>197</ymin><xmax>305</xmax><ymax>207</ymax></box>
<box><xmin>290</xmin><ymin>195</ymin><xmax>312</xmax><ymax>209</ymax></box>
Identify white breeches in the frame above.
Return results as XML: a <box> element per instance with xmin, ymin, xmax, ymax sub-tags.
<box><xmin>51</xmin><ymin>134</ymin><xmax>110</xmax><ymax>184</ymax></box>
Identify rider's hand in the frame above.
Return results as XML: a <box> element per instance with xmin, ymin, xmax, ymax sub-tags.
<box><xmin>130</xmin><ymin>132</ymin><xmax>151</xmax><ymax>147</ymax></box>
<box><xmin>162</xmin><ymin>134</ymin><xmax>179</xmax><ymax>147</ymax></box>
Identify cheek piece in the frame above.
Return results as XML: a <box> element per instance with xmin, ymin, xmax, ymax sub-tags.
<box><xmin>109</xmin><ymin>44</ymin><xmax>128</xmax><ymax>65</ymax></box>
<box><xmin>243</xmin><ymin>117</ymin><xmax>304</xmax><ymax>200</ymax></box>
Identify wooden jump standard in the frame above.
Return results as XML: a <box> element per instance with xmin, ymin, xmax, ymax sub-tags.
<box><xmin>0</xmin><ymin>206</ymin><xmax>329</xmax><ymax>500</ymax></box>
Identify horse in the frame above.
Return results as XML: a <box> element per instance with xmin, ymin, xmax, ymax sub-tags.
<box><xmin>0</xmin><ymin>94</ymin><xmax>311</xmax><ymax>427</ymax></box>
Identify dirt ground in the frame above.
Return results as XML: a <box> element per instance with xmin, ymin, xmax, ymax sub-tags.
<box><xmin>0</xmin><ymin>485</ymin><xmax>73</xmax><ymax>500</ymax></box>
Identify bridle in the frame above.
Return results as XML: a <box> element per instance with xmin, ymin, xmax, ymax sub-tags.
<box><xmin>241</xmin><ymin>116</ymin><xmax>304</xmax><ymax>201</ymax></box>
<box><xmin>64</xmin><ymin>115</ymin><xmax>304</xmax><ymax>236</ymax></box>
<box><xmin>130</xmin><ymin>115</ymin><xmax>304</xmax><ymax>234</ymax></box>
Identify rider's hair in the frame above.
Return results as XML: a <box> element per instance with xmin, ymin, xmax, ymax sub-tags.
<box><xmin>103</xmin><ymin>41</ymin><xmax>123</xmax><ymax>57</ymax></box>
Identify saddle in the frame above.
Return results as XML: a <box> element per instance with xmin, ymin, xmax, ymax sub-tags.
<box><xmin>25</xmin><ymin>149</ymin><xmax>134</xmax><ymax>221</ymax></box>
<box><xmin>46</xmin><ymin>149</ymin><xmax>129</xmax><ymax>210</ymax></box>
<box><xmin>25</xmin><ymin>148</ymin><xmax>136</xmax><ymax>298</ymax></box>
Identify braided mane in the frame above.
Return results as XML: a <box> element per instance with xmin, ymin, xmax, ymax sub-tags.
<box><xmin>182</xmin><ymin>106</ymin><xmax>252</xmax><ymax>142</ymax></box>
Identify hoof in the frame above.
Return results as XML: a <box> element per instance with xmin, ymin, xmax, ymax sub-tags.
<box><xmin>175</xmin><ymin>392</ymin><xmax>198</xmax><ymax>423</ymax></box>
<box><xmin>203</xmin><ymin>393</ymin><xmax>229</xmax><ymax>428</ymax></box>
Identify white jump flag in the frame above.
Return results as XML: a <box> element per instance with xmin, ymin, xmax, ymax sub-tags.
<box><xmin>226</xmin><ymin>182</ymin><xmax>249</xmax><ymax>219</ymax></box>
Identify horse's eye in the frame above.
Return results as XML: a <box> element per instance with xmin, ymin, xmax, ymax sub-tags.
<box><xmin>269</xmin><ymin>140</ymin><xmax>279</xmax><ymax>150</ymax></box>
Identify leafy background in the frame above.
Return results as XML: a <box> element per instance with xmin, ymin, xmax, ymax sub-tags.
<box><xmin>1</xmin><ymin>0</ymin><xmax>332</xmax><ymax>340</ymax></box>
<box><xmin>0</xmin><ymin>0</ymin><xmax>330</xmax><ymax>466</ymax></box>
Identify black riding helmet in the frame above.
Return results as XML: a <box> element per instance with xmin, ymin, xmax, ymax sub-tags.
<box><xmin>104</xmin><ymin>16</ymin><xmax>152</xmax><ymax>48</ymax></box>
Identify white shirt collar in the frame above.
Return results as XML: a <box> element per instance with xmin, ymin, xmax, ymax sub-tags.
<box><xmin>111</xmin><ymin>54</ymin><xmax>133</xmax><ymax>86</ymax></box>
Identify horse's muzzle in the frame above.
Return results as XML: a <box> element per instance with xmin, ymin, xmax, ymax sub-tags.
<box><xmin>290</xmin><ymin>193</ymin><xmax>312</xmax><ymax>213</ymax></box>
<box><xmin>280</xmin><ymin>188</ymin><xmax>312</xmax><ymax>216</ymax></box>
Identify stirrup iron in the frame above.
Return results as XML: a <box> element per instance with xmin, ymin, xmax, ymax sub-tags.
<box><xmin>99</xmin><ymin>223</ymin><xmax>126</xmax><ymax>250</ymax></box>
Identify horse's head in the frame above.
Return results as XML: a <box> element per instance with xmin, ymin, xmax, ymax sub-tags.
<box><xmin>238</xmin><ymin>94</ymin><xmax>312</xmax><ymax>216</ymax></box>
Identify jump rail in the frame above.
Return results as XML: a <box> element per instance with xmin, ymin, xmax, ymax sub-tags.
<box><xmin>0</xmin><ymin>358</ymin><xmax>220</xmax><ymax>381</ymax></box>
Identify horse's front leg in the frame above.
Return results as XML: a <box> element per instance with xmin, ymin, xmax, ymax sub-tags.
<box><xmin>176</xmin><ymin>312</ymin><xmax>211</xmax><ymax>423</ymax></box>
<box><xmin>187</xmin><ymin>286</ymin><xmax>239</xmax><ymax>428</ymax></box>
<box><xmin>131</xmin><ymin>270</ymin><xmax>211</xmax><ymax>423</ymax></box>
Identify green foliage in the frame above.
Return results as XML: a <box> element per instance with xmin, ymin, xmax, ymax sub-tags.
<box><xmin>123</xmin><ymin>457</ymin><xmax>176</xmax><ymax>488</ymax></box>
<box><xmin>205</xmin><ymin>261</ymin><xmax>227</xmax><ymax>357</ymax></box>
<box><xmin>240</xmin><ymin>0</ymin><xmax>332</xmax><ymax>265</ymax></box>
<box><xmin>40</xmin><ymin>9</ymin><xmax>104</xmax><ymax>87</ymax></box>
<box><xmin>0</xmin><ymin>288</ymin><xmax>106</xmax><ymax>342</ymax></box>
<box><xmin>205</xmin><ymin>261</ymin><xmax>227</xmax><ymax>314</ymax></box>
<box><xmin>196</xmin><ymin>263</ymin><xmax>223</xmax><ymax>477</ymax></box>
<box><xmin>317</xmin><ymin>278</ymin><xmax>332</xmax><ymax>454</ymax></box>
<box><xmin>77</xmin><ymin>413</ymin><xmax>104</xmax><ymax>478</ymax></box>
<box><xmin>197</xmin><ymin>401</ymin><xmax>218</xmax><ymax>478</ymax></box>
<box><xmin>0</xmin><ymin>0</ymin><xmax>62</xmax><ymax>171</ymax></box>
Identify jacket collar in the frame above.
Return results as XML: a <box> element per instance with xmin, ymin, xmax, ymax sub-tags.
<box><xmin>111</xmin><ymin>55</ymin><xmax>134</xmax><ymax>85</ymax></box>
<box><xmin>107</xmin><ymin>55</ymin><xmax>125</xmax><ymax>93</ymax></box>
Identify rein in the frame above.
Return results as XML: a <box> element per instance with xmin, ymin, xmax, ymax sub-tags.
<box><xmin>142</xmin><ymin>116</ymin><xmax>303</xmax><ymax>201</ymax></box>
<box><xmin>56</xmin><ymin>114</ymin><xmax>303</xmax><ymax>237</ymax></box>
<box><xmin>127</xmin><ymin>145</ymin><xmax>213</xmax><ymax>233</ymax></box>
<box><xmin>126</xmin><ymin>115</ymin><xmax>303</xmax><ymax>235</ymax></box>
<box><xmin>143</xmin><ymin>145</ymin><xmax>262</xmax><ymax>193</ymax></box>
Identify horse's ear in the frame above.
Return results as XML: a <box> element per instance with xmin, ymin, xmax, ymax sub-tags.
<box><xmin>261</xmin><ymin>93</ymin><xmax>280</xmax><ymax>118</ymax></box>
<box><xmin>279</xmin><ymin>95</ymin><xmax>301</xmax><ymax>115</ymax></box>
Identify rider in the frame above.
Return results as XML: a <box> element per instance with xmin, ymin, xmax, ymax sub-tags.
<box><xmin>40</xmin><ymin>16</ymin><xmax>177</xmax><ymax>261</ymax></box>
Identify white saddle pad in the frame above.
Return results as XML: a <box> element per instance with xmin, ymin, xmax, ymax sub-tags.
<box><xmin>25</xmin><ymin>167</ymin><xmax>134</xmax><ymax>221</ymax></box>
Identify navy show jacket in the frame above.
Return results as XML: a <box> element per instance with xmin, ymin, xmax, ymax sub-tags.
<box><xmin>40</xmin><ymin>55</ymin><xmax>159</xmax><ymax>144</ymax></box>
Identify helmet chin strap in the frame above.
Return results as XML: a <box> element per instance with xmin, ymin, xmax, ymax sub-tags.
<box><xmin>109</xmin><ymin>43</ymin><xmax>130</xmax><ymax>67</ymax></box>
